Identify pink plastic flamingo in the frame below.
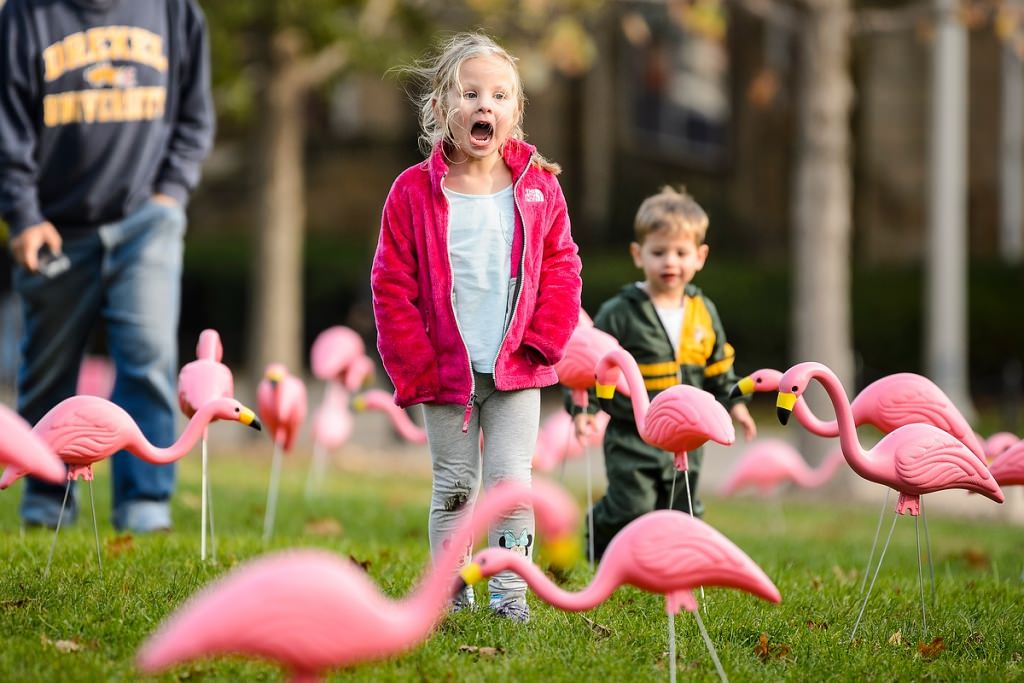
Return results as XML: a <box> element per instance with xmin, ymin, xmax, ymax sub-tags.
<box><xmin>554</xmin><ymin>325</ymin><xmax>629</xmax><ymax>409</ymax></box>
<box><xmin>532</xmin><ymin>410</ymin><xmax>609</xmax><ymax>473</ymax></box>
<box><xmin>0</xmin><ymin>395</ymin><xmax>260</xmax><ymax>577</ymax></box>
<box><xmin>0</xmin><ymin>405</ymin><xmax>65</xmax><ymax>485</ymax></box>
<box><xmin>178</xmin><ymin>329</ymin><xmax>235</xmax><ymax>561</ymax></box>
<box><xmin>776</xmin><ymin>361</ymin><xmax>1003</xmax><ymax>640</ymax></box>
<box><xmin>305</xmin><ymin>381</ymin><xmax>355</xmax><ymax>499</ymax></box>
<box><xmin>461</xmin><ymin>509</ymin><xmax>781</xmax><ymax>683</ymax></box>
<box><xmin>76</xmin><ymin>355</ymin><xmax>115</xmax><ymax>399</ymax></box>
<box><xmin>136</xmin><ymin>479</ymin><xmax>581</xmax><ymax>682</ymax></box>
<box><xmin>258</xmin><ymin>363</ymin><xmax>308</xmax><ymax>544</ymax></box>
<box><xmin>984</xmin><ymin>432</ymin><xmax>1019</xmax><ymax>463</ymax></box>
<box><xmin>988</xmin><ymin>440</ymin><xmax>1024</xmax><ymax>487</ymax></box>
<box><xmin>718</xmin><ymin>439</ymin><xmax>845</xmax><ymax>496</ymax></box>
<box><xmin>352</xmin><ymin>388</ymin><xmax>427</xmax><ymax>445</ymax></box>
<box><xmin>595</xmin><ymin>348</ymin><xmax>734</xmax><ymax>473</ymax></box>
<box><xmin>733</xmin><ymin>368</ymin><xmax>988</xmax><ymax>463</ymax></box>
<box><xmin>310</xmin><ymin>326</ymin><xmax>367</xmax><ymax>390</ymax></box>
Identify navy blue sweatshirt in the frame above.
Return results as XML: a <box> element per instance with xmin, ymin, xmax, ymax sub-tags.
<box><xmin>0</xmin><ymin>0</ymin><xmax>214</xmax><ymax>235</ymax></box>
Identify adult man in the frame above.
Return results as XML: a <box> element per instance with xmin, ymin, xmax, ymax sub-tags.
<box><xmin>0</xmin><ymin>0</ymin><xmax>214</xmax><ymax>531</ymax></box>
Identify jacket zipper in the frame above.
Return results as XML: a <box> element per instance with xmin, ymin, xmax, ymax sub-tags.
<box><xmin>441</xmin><ymin>170</ymin><xmax>477</xmax><ymax>433</ymax></box>
<box><xmin>490</xmin><ymin>152</ymin><xmax>533</xmax><ymax>391</ymax></box>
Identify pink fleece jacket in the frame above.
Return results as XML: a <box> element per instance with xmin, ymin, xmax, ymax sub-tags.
<box><xmin>371</xmin><ymin>139</ymin><xmax>583</xmax><ymax>408</ymax></box>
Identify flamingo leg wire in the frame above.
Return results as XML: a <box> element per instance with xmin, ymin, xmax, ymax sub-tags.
<box><xmin>585</xmin><ymin>444</ymin><xmax>594</xmax><ymax>568</ymax></box>
<box><xmin>859</xmin><ymin>488</ymin><xmax>891</xmax><ymax>595</ymax></box>
<box><xmin>43</xmin><ymin>479</ymin><xmax>72</xmax><ymax>580</ymax></box>
<box><xmin>305</xmin><ymin>442</ymin><xmax>326</xmax><ymax>501</ymax></box>
<box><xmin>921</xmin><ymin>503</ymin><xmax>935</xmax><ymax>608</ymax></box>
<box><xmin>89</xmin><ymin>479</ymin><xmax>102</xmax><ymax>578</ymax></box>
<box><xmin>915</xmin><ymin>513</ymin><xmax>927</xmax><ymax>639</ymax></box>
<box><xmin>667</xmin><ymin>611</ymin><xmax>676</xmax><ymax>683</ymax></box>
<box><xmin>694</xmin><ymin>607</ymin><xmax>729</xmax><ymax>683</ymax></box>
<box><xmin>207</xmin><ymin>467</ymin><xmax>217</xmax><ymax>563</ymax></box>
<box><xmin>851</xmin><ymin>510</ymin><xmax>899</xmax><ymax>642</ymax></box>
<box><xmin>201</xmin><ymin>436</ymin><xmax>208</xmax><ymax>561</ymax></box>
<box><xmin>681</xmin><ymin>478</ymin><xmax>707</xmax><ymax>612</ymax></box>
<box><xmin>263</xmin><ymin>444</ymin><xmax>284</xmax><ymax>546</ymax></box>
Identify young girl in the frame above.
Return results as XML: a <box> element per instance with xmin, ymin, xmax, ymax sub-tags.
<box><xmin>371</xmin><ymin>33</ymin><xmax>582</xmax><ymax>622</ymax></box>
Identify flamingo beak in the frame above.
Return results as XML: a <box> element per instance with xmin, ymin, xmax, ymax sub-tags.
<box><xmin>594</xmin><ymin>382</ymin><xmax>616</xmax><ymax>400</ymax></box>
<box><xmin>544</xmin><ymin>535</ymin><xmax>580</xmax><ymax>570</ymax></box>
<box><xmin>459</xmin><ymin>562</ymin><xmax>484</xmax><ymax>586</ymax></box>
<box><xmin>776</xmin><ymin>391</ymin><xmax>797</xmax><ymax>425</ymax></box>
<box><xmin>729</xmin><ymin>376</ymin><xmax>755</xmax><ymax>400</ymax></box>
<box><xmin>239</xmin><ymin>408</ymin><xmax>262</xmax><ymax>431</ymax></box>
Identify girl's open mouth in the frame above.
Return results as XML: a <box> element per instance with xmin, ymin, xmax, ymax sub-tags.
<box><xmin>470</xmin><ymin>121</ymin><xmax>493</xmax><ymax>146</ymax></box>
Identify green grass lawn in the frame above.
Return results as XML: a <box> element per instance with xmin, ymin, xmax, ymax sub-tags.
<box><xmin>0</xmin><ymin>449</ymin><xmax>1021</xmax><ymax>682</ymax></box>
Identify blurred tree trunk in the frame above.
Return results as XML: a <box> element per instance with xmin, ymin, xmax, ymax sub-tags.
<box><xmin>250</xmin><ymin>31</ymin><xmax>307</xmax><ymax>379</ymax></box>
<box><xmin>791</xmin><ymin>0</ymin><xmax>854</xmax><ymax>461</ymax></box>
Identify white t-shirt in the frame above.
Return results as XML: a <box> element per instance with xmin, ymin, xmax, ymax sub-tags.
<box><xmin>444</xmin><ymin>184</ymin><xmax>515</xmax><ymax>373</ymax></box>
<box><xmin>637</xmin><ymin>282</ymin><xmax>685</xmax><ymax>356</ymax></box>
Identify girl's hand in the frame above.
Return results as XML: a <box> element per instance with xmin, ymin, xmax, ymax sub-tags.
<box><xmin>573</xmin><ymin>412</ymin><xmax>596</xmax><ymax>443</ymax></box>
<box><xmin>730</xmin><ymin>403</ymin><xmax>757</xmax><ymax>441</ymax></box>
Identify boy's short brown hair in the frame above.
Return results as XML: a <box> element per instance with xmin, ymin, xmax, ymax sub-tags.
<box><xmin>633</xmin><ymin>186</ymin><xmax>709</xmax><ymax>245</ymax></box>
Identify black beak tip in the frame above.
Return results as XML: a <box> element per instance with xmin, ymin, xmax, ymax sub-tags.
<box><xmin>251</xmin><ymin>418</ymin><xmax>263</xmax><ymax>432</ymax></box>
<box><xmin>777</xmin><ymin>407</ymin><xmax>791</xmax><ymax>426</ymax></box>
<box><xmin>729</xmin><ymin>385</ymin><xmax>741</xmax><ymax>400</ymax></box>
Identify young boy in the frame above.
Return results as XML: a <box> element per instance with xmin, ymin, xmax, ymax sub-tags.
<box><xmin>575</xmin><ymin>186</ymin><xmax>756</xmax><ymax>561</ymax></box>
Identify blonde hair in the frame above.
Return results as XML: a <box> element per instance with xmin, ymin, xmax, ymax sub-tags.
<box><xmin>634</xmin><ymin>186</ymin><xmax>709</xmax><ymax>245</ymax></box>
<box><xmin>399</xmin><ymin>32</ymin><xmax>560</xmax><ymax>174</ymax></box>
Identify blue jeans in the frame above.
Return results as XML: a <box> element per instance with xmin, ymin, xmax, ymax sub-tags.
<box><xmin>13</xmin><ymin>200</ymin><xmax>185</xmax><ymax>529</ymax></box>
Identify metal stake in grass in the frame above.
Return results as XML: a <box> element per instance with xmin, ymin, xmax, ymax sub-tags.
<box><xmin>88</xmin><ymin>478</ymin><xmax>102</xmax><ymax>578</ymax></box>
<box><xmin>263</xmin><ymin>442</ymin><xmax>284</xmax><ymax>546</ymax></box>
<box><xmin>850</xmin><ymin>510</ymin><xmax>899</xmax><ymax>642</ymax></box>
<box><xmin>43</xmin><ymin>479</ymin><xmax>72</xmax><ymax>580</ymax></box>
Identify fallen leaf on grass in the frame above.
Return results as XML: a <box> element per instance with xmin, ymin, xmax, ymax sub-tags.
<box><xmin>1</xmin><ymin>598</ymin><xmax>30</xmax><ymax>610</ymax></box>
<box><xmin>754</xmin><ymin>633</ymin><xmax>791</xmax><ymax>663</ymax></box>
<box><xmin>1011</xmin><ymin>652</ymin><xmax>1022</xmax><ymax>663</ymax></box>
<box><xmin>805</xmin><ymin>620</ymin><xmax>828</xmax><ymax>631</ymax></box>
<box><xmin>458</xmin><ymin>645</ymin><xmax>505</xmax><ymax>657</ymax></box>
<box><xmin>347</xmin><ymin>555</ymin><xmax>371</xmax><ymax>572</ymax></box>
<box><xmin>305</xmin><ymin>517</ymin><xmax>343</xmax><ymax>537</ymax></box>
<box><xmin>888</xmin><ymin>630</ymin><xmax>903</xmax><ymax>646</ymax></box>
<box><xmin>581</xmin><ymin>615</ymin><xmax>613</xmax><ymax>639</ymax></box>
<box><xmin>959</xmin><ymin>548</ymin><xmax>990</xmax><ymax>570</ymax></box>
<box><xmin>41</xmin><ymin>636</ymin><xmax>82</xmax><ymax>653</ymax></box>
<box><xmin>810</xmin><ymin>576</ymin><xmax>823</xmax><ymax>591</ymax></box>
<box><xmin>106</xmin><ymin>534</ymin><xmax>134</xmax><ymax>556</ymax></box>
<box><xmin>917</xmin><ymin>637</ymin><xmax>945</xmax><ymax>661</ymax></box>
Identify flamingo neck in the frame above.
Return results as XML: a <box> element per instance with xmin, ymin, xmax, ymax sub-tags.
<box><xmin>131</xmin><ymin>403</ymin><xmax>214</xmax><ymax>464</ymax></box>
<box><xmin>610</xmin><ymin>350</ymin><xmax>650</xmax><ymax>430</ymax></box>
<box><xmin>801</xmin><ymin>448</ymin><xmax>846</xmax><ymax>488</ymax></box>
<box><xmin>792</xmin><ymin>399</ymin><xmax>839</xmax><ymax>438</ymax></box>
<box><xmin>499</xmin><ymin>555</ymin><xmax>618</xmax><ymax>611</ymax></box>
<box><xmin>811</xmin><ymin>369</ymin><xmax>880</xmax><ymax>482</ymax></box>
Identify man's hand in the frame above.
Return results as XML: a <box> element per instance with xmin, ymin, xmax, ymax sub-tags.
<box><xmin>151</xmin><ymin>193</ymin><xmax>179</xmax><ymax>208</ymax></box>
<box><xmin>9</xmin><ymin>221</ymin><xmax>62</xmax><ymax>272</ymax></box>
<box><xmin>573</xmin><ymin>412</ymin><xmax>596</xmax><ymax>443</ymax></box>
<box><xmin>730</xmin><ymin>403</ymin><xmax>757</xmax><ymax>442</ymax></box>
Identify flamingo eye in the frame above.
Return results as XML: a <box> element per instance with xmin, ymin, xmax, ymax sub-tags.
<box><xmin>791</xmin><ymin>385</ymin><xmax>798</xmax><ymax>392</ymax></box>
<box><xmin>755</xmin><ymin>378</ymin><xmax>762</xmax><ymax>384</ymax></box>
<box><xmin>234</xmin><ymin>407</ymin><xmax>240</xmax><ymax>413</ymax></box>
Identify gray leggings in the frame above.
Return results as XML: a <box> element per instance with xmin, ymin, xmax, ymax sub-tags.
<box><xmin>421</xmin><ymin>372</ymin><xmax>539</xmax><ymax>601</ymax></box>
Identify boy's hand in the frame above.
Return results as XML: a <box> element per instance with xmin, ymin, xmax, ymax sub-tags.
<box><xmin>573</xmin><ymin>412</ymin><xmax>596</xmax><ymax>443</ymax></box>
<box><xmin>730</xmin><ymin>403</ymin><xmax>757</xmax><ymax>441</ymax></box>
